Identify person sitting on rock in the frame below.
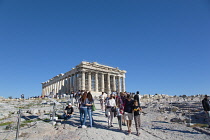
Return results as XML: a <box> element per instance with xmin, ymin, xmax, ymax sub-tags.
<box><xmin>64</xmin><ymin>103</ymin><xmax>74</xmax><ymax>120</ymax></box>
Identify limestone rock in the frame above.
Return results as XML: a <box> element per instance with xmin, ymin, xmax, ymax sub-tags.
<box><xmin>170</xmin><ymin>118</ymin><xmax>184</xmax><ymax>123</ymax></box>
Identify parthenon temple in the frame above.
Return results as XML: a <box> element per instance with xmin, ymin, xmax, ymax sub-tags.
<box><xmin>41</xmin><ymin>61</ymin><xmax>126</xmax><ymax>97</ymax></box>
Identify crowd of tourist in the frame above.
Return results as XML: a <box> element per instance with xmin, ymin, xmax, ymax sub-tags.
<box><xmin>63</xmin><ymin>90</ymin><xmax>143</xmax><ymax>136</ymax></box>
<box><xmin>63</xmin><ymin>90</ymin><xmax>210</xmax><ymax>135</ymax></box>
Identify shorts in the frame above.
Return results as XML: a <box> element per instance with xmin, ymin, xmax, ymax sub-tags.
<box><xmin>124</xmin><ymin>112</ymin><xmax>133</xmax><ymax>120</ymax></box>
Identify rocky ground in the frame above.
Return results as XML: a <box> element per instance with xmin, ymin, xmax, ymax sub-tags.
<box><xmin>0</xmin><ymin>95</ymin><xmax>210</xmax><ymax>140</ymax></box>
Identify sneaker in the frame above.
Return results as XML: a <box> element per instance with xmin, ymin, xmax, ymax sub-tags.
<box><xmin>82</xmin><ymin>125</ymin><xmax>87</xmax><ymax>128</ymax></box>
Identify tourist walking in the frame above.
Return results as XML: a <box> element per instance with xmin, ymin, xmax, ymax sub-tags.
<box><xmin>70</xmin><ymin>91</ymin><xmax>75</xmax><ymax>105</ymax></box>
<box><xmin>202</xmin><ymin>95</ymin><xmax>210</xmax><ymax>128</ymax></box>
<box><xmin>105</xmin><ymin>94</ymin><xmax>116</xmax><ymax>128</ymax></box>
<box><xmin>133</xmin><ymin>100</ymin><xmax>142</xmax><ymax>136</ymax></box>
<box><xmin>116</xmin><ymin>92</ymin><xmax>124</xmax><ymax>130</ymax></box>
<box><xmin>21</xmin><ymin>94</ymin><xmax>24</xmax><ymax>99</ymax></box>
<box><xmin>86</xmin><ymin>92</ymin><xmax>94</xmax><ymax>127</ymax></box>
<box><xmin>124</xmin><ymin>94</ymin><xmax>134</xmax><ymax>134</ymax></box>
<box><xmin>79</xmin><ymin>92</ymin><xmax>88</xmax><ymax>128</ymax></box>
<box><xmin>134</xmin><ymin>91</ymin><xmax>141</xmax><ymax>106</ymax></box>
<box><xmin>105</xmin><ymin>94</ymin><xmax>110</xmax><ymax>117</ymax></box>
<box><xmin>75</xmin><ymin>91</ymin><xmax>81</xmax><ymax>107</ymax></box>
<box><xmin>99</xmin><ymin>92</ymin><xmax>106</xmax><ymax>111</ymax></box>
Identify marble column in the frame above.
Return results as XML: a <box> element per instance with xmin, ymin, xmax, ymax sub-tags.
<box><xmin>45</xmin><ymin>86</ymin><xmax>48</xmax><ymax>96</ymax></box>
<box><xmin>101</xmin><ymin>73</ymin><xmax>104</xmax><ymax>92</ymax></box>
<box><xmin>50</xmin><ymin>85</ymin><xmax>52</xmax><ymax>95</ymax></box>
<box><xmin>55</xmin><ymin>81</ymin><xmax>58</xmax><ymax>94</ymax></box>
<box><xmin>51</xmin><ymin>84</ymin><xmax>53</xmax><ymax>94</ymax></box>
<box><xmin>61</xmin><ymin>79</ymin><xmax>63</xmax><ymax>93</ymax></box>
<box><xmin>122</xmin><ymin>76</ymin><xmax>126</xmax><ymax>92</ymax></box>
<box><xmin>113</xmin><ymin>75</ymin><xmax>116</xmax><ymax>92</ymax></box>
<box><xmin>107</xmin><ymin>73</ymin><xmax>111</xmax><ymax>93</ymax></box>
<box><xmin>46</xmin><ymin>87</ymin><xmax>48</xmax><ymax>95</ymax></box>
<box><xmin>44</xmin><ymin>87</ymin><xmax>46</xmax><ymax>96</ymax></box>
<box><xmin>63</xmin><ymin>78</ymin><xmax>65</xmax><ymax>93</ymax></box>
<box><xmin>66</xmin><ymin>77</ymin><xmax>69</xmax><ymax>93</ymax></box>
<box><xmin>70</xmin><ymin>77</ymin><xmax>72</xmax><ymax>92</ymax></box>
<box><xmin>118</xmin><ymin>76</ymin><xmax>121</xmax><ymax>92</ymax></box>
<box><xmin>95</xmin><ymin>73</ymin><xmax>98</xmax><ymax>92</ymax></box>
<box><xmin>53</xmin><ymin>83</ymin><xmax>55</xmax><ymax>95</ymax></box>
<box><xmin>69</xmin><ymin>76</ymin><xmax>72</xmax><ymax>92</ymax></box>
<box><xmin>44</xmin><ymin>87</ymin><xmax>47</xmax><ymax>96</ymax></box>
<box><xmin>54</xmin><ymin>82</ymin><xmax>56</xmax><ymax>94</ymax></box>
<box><xmin>47</xmin><ymin>86</ymin><xmax>49</xmax><ymax>95</ymax></box>
<box><xmin>82</xmin><ymin>71</ymin><xmax>85</xmax><ymax>90</ymax></box>
<box><xmin>60</xmin><ymin>80</ymin><xmax>63</xmax><ymax>93</ymax></box>
<box><xmin>42</xmin><ymin>88</ymin><xmax>45</xmax><ymax>96</ymax></box>
<box><xmin>56</xmin><ymin>81</ymin><xmax>58</xmax><ymax>94</ymax></box>
<box><xmin>58</xmin><ymin>80</ymin><xmax>61</xmax><ymax>93</ymax></box>
<box><xmin>88</xmin><ymin>72</ymin><xmax>91</xmax><ymax>91</ymax></box>
<box><xmin>74</xmin><ymin>74</ymin><xmax>77</xmax><ymax>92</ymax></box>
<box><xmin>63</xmin><ymin>78</ymin><xmax>66</xmax><ymax>93</ymax></box>
<box><xmin>55</xmin><ymin>82</ymin><xmax>58</xmax><ymax>94</ymax></box>
<box><xmin>43</xmin><ymin>87</ymin><xmax>46</xmax><ymax>96</ymax></box>
<box><xmin>59</xmin><ymin>80</ymin><xmax>62</xmax><ymax>93</ymax></box>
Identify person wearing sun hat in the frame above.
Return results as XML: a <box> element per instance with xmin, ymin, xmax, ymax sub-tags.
<box><xmin>63</xmin><ymin>102</ymin><xmax>74</xmax><ymax>120</ymax></box>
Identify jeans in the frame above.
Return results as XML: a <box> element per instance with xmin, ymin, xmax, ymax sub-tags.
<box><xmin>87</xmin><ymin>108</ymin><xmax>93</xmax><ymax>127</ymax></box>
<box><xmin>63</xmin><ymin>114</ymin><xmax>73</xmax><ymax>120</ymax></box>
<box><xmin>100</xmin><ymin>99</ymin><xmax>104</xmax><ymax>110</ymax></box>
<box><xmin>117</xmin><ymin>115</ymin><xmax>122</xmax><ymax>130</ymax></box>
<box><xmin>205</xmin><ymin>111</ymin><xmax>210</xmax><ymax>126</ymax></box>
<box><xmin>80</xmin><ymin>107</ymin><xmax>88</xmax><ymax>126</ymax></box>
<box><xmin>107</xmin><ymin>108</ymin><xmax>114</xmax><ymax>126</ymax></box>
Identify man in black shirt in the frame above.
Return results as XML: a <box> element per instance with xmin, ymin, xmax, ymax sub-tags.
<box><xmin>202</xmin><ymin>95</ymin><xmax>210</xmax><ymax>128</ymax></box>
<box><xmin>64</xmin><ymin>103</ymin><xmax>74</xmax><ymax>120</ymax></box>
<box><xmin>124</xmin><ymin>94</ymin><xmax>134</xmax><ymax>134</ymax></box>
<box><xmin>134</xmin><ymin>91</ymin><xmax>141</xmax><ymax>106</ymax></box>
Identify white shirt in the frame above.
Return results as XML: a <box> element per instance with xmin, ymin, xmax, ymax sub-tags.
<box><xmin>106</xmin><ymin>98</ymin><xmax>116</xmax><ymax>107</ymax></box>
<box><xmin>100</xmin><ymin>94</ymin><xmax>105</xmax><ymax>100</ymax></box>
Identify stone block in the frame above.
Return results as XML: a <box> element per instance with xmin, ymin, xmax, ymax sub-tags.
<box><xmin>56</xmin><ymin>122</ymin><xmax>62</xmax><ymax>126</ymax></box>
<box><xmin>31</xmin><ymin>109</ymin><xmax>39</xmax><ymax>115</ymax></box>
<box><xmin>51</xmin><ymin>121</ymin><xmax>56</xmax><ymax>126</ymax></box>
<box><xmin>170</xmin><ymin>118</ymin><xmax>184</xmax><ymax>123</ymax></box>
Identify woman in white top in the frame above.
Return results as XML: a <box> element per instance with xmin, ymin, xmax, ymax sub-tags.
<box><xmin>105</xmin><ymin>94</ymin><xmax>116</xmax><ymax>128</ymax></box>
<box><xmin>99</xmin><ymin>92</ymin><xmax>106</xmax><ymax>111</ymax></box>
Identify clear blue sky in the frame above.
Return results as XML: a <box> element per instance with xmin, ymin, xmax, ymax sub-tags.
<box><xmin>0</xmin><ymin>0</ymin><xmax>209</xmax><ymax>98</ymax></box>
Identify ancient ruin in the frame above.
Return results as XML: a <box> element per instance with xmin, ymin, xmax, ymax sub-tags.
<box><xmin>41</xmin><ymin>61</ymin><xmax>126</xmax><ymax>97</ymax></box>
